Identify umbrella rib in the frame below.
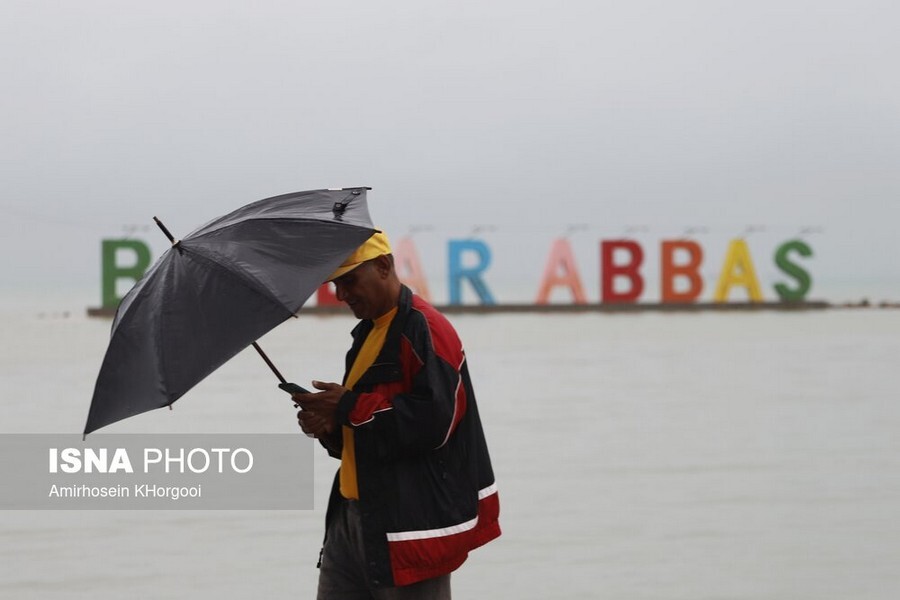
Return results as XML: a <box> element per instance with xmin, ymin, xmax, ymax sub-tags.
<box><xmin>180</xmin><ymin>243</ymin><xmax>296</xmax><ymax>312</ymax></box>
<box><xmin>185</xmin><ymin>187</ymin><xmax>371</xmax><ymax>238</ymax></box>
<box><xmin>187</xmin><ymin>215</ymin><xmax>375</xmax><ymax>241</ymax></box>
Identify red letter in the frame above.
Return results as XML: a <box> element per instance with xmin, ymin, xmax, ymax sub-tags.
<box><xmin>535</xmin><ymin>239</ymin><xmax>587</xmax><ymax>304</ymax></box>
<box><xmin>660</xmin><ymin>240</ymin><xmax>704</xmax><ymax>303</ymax></box>
<box><xmin>316</xmin><ymin>283</ymin><xmax>341</xmax><ymax>306</ymax></box>
<box><xmin>601</xmin><ymin>240</ymin><xmax>644</xmax><ymax>303</ymax></box>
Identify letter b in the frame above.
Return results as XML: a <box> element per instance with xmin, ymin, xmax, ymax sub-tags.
<box><xmin>102</xmin><ymin>239</ymin><xmax>151</xmax><ymax>308</ymax></box>
<box><xmin>601</xmin><ymin>240</ymin><xmax>644</xmax><ymax>303</ymax></box>
<box><xmin>660</xmin><ymin>240</ymin><xmax>704</xmax><ymax>303</ymax></box>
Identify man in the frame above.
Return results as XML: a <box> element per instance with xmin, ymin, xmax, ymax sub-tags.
<box><xmin>294</xmin><ymin>231</ymin><xmax>501</xmax><ymax>599</ymax></box>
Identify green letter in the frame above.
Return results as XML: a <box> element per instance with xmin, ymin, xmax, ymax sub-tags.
<box><xmin>773</xmin><ymin>240</ymin><xmax>813</xmax><ymax>301</ymax></box>
<box><xmin>102</xmin><ymin>239</ymin><xmax>151</xmax><ymax>308</ymax></box>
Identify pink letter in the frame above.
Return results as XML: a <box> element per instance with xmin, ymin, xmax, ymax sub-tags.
<box><xmin>535</xmin><ymin>239</ymin><xmax>587</xmax><ymax>304</ymax></box>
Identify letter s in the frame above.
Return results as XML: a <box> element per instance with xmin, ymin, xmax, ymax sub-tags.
<box><xmin>774</xmin><ymin>240</ymin><xmax>813</xmax><ymax>301</ymax></box>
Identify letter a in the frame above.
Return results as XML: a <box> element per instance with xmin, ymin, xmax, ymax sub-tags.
<box><xmin>393</xmin><ymin>237</ymin><xmax>432</xmax><ymax>302</ymax></box>
<box><xmin>714</xmin><ymin>239</ymin><xmax>763</xmax><ymax>302</ymax></box>
<box><xmin>535</xmin><ymin>239</ymin><xmax>587</xmax><ymax>304</ymax></box>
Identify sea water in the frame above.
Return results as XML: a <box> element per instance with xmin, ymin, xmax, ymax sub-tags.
<box><xmin>1</xmin><ymin>302</ymin><xmax>899</xmax><ymax>599</ymax></box>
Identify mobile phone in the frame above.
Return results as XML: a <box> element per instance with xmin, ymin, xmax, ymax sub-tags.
<box><xmin>279</xmin><ymin>382</ymin><xmax>311</xmax><ymax>395</ymax></box>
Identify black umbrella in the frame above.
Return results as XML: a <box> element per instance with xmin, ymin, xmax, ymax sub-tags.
<box><xmin>84</xmin><ymin>187</ymin><xmax>375</xmax><ymax>435</ymax></box>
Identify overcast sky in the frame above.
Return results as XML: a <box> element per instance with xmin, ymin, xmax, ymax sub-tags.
<box><xmin>2</xmin><ymin>0</ymin><xmax>898</xmax><ymax>304</ymax></box>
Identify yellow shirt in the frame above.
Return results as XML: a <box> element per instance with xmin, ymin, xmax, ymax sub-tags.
<box><xmin>340</xmin><ymin>307</ymin><xmax>398</xmax><ymax>499</ymax></box>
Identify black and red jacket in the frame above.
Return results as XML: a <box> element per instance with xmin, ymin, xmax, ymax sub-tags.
<box><xmin>319</xmin><ymin>285</ymin><xmax>501</xmax><ymax>587</ymax></box>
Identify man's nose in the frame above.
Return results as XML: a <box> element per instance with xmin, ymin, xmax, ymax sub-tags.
<box><xmin>334</xmin><ymin>283</ymin><xmax>348</xmax><ymax>302</ymax></box>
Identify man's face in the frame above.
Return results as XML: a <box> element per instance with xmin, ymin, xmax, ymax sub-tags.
<box><xmin>332</xmin><ymin>259</ymin><xmax>391</xmax><ymax>320</ymax></box>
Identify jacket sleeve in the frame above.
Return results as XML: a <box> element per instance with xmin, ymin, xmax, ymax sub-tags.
<box><xmin>335</xmin><ymin>314</ymin><xmax>467</xmax><ymax>461</ymax></box>
<box><xmin>317</xmin><ymin>429</ymin><xmax>343</xmax><ymax>459</ymax></box>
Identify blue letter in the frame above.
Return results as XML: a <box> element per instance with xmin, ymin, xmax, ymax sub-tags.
<box><xmin>448</xmin><ymin>240</ymin><xmax>496</xmax><ymax>305</ymax></box>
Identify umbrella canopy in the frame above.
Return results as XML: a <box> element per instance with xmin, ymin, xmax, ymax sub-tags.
<box><xmin>84</xmin><ymin>187</ymin><xmax>376</xmax><ymax>435</ymax></box>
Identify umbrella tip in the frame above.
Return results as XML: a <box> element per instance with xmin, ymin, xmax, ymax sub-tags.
<box><xmin>153</xmin><ymin>216</ymin><xmax>178</xmax><ymax>245</ymax></box>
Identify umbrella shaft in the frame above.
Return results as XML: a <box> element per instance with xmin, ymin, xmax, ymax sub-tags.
<box><xmin>252</xmin><ymin>342</ymin><xmax>287</xmax><ymax>384</ymax></box>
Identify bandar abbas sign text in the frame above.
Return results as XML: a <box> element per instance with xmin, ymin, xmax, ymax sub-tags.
<box><xmin>99</xmin><ymin>236</ymin><xmax>814</xmax><ymax>309</ymax></box>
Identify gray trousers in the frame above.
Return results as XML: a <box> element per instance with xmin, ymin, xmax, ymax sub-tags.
<box><xmin>317</xmin><ymin>497</ymin><xmax>451</xmax><ymax>600</ymax></box>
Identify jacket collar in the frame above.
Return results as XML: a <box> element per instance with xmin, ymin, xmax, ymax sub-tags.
<box><xmin>345</xmin><ymin>285</ymin><xmax>413</xmax><ymax>387</ymax></box>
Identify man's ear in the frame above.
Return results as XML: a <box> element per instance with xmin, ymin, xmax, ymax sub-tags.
<box><xmin>373</xmin><ymin>254</ymin><xmax>393</xmax><ymax>278</ymax></box>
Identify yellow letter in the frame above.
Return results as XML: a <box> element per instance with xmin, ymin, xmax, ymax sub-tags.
<box><xmin>714</xmin><ymin>239</ymin><xmax>763</xmax><ymax>302</ymax></box>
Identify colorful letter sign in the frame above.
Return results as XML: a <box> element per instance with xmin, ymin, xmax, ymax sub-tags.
<box><xmin>98</xmin><ymin>233</ymin><xmax>817</xmax><ymax>310</ymax></box>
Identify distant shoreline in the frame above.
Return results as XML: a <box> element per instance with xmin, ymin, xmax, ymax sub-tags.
<box><xmin>85</xmin><ymin>300</ymin><xmax>900</xmax><ymax>318</ymax></box>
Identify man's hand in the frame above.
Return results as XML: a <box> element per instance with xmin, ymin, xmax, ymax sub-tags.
<box><xmin>291</xmin><ymin>380</ymin><xmax>348</xmax><ymax>438</ymax></box>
